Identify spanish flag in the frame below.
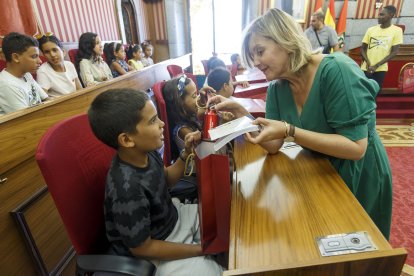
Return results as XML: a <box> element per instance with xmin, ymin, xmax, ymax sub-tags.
<box><xmin>324</xmin><ymin>0</ymin><xmax>336</xmax><ymax>30</ymax></box>
<box><xmin>314</xmin><ymin>0</ymin><xmax>323</xmax><ymax>12</ymax></box>
<box><xmin>336</xmin><ymin>0</ymin><xmax>348</xmax><ymax>49</ymax></box>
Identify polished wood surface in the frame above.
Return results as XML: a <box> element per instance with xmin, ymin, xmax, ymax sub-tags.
<box><xmin>0</xmin><ymin>54</ymin><xmax>190</xmax><ymax>274</ymax></box>
<box><xmin>233</xmin><ymin>82</ymin><xmax>269</xmax><ymax>101</ymax></box>
<box><xmin>227</xmin><ymin>140</ymin><xmax>406</xmax><ymax>274</ymax></box>
<box><xmin>235</xmin><ymin>68</ymin><xmax>267</xmax><ymax>83</ymax></box>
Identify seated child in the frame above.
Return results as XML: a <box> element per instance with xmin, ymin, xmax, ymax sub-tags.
<box><xmin>205</xmin><ymin>57</ymin><xmax>249</xmax><ymax>88</ymax></box>
<box><xmin>36</xmin><ymin>33</ymin><xmax>82</xmax><ymax>96</ymax></box>
<box><xmin>127</xmin><ymin>44</ymin><xmax>144</xmax><ymax>70</ymax></box>
<box><xmin>75</xmin><ymin>32</ymin><xmax>113</xmax><ymax>87</ymax></box>
<box><xmin>207</xmin><ymin>67</ymin><xmax>234</xmax><ymax>98</ymax></box>
<box><xmin>104</xmin><ymin>42</ymin><xmax>135</xmax><ymax>78</ymax></box>
<box><xmin>230</xmin><ymin>53</ymin><xmax>246</xmax><ymax>74</ymax></box>
<box><xmin>88</xmin><ymin>88</ymin><xmax>223</xmax><ymax>276</ymax></box>
<box><xmin>141</xmin><ymin>41</ymin><xmax>154</xmax><ymax>67</ymax></box>
<box><xmin>0</xmin><ymin>32</ymin><xmax>49</xmax><ymax>115</ymax></box>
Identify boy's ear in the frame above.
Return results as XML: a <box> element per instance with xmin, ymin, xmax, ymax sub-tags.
<box><xmin>11</xmin><ymin>53</ymin><xmax>21</xmax><ymax>64</ymax></box>
<box><xmin>118</xmin><ymin>133</ymin><xmax>135</xmax><ymax>148</ymax></box>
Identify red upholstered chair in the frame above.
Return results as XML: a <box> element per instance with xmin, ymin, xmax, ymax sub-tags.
<box><xmin>152</xmin><ymin>81</ymin><xmax>172</xmax><ymax>166</ymax></box>
<box><xmin>68</xmin><ymin>49</ymin><xmax>78</xmax><ymax>64</ymax></box>
<box><xmin>185</xmin><ymin>72</ymin><xmax>198</xmax><ymax>89</ymax></box>
<box><xmin>35</xmin><ymin>114</ymin><xmax>155</xmax><ymax>276</ymax></box>
<box><xmin>167</xmin><ymin>64</ymin><xmax>184</xmax><ymax>78</ymax></box>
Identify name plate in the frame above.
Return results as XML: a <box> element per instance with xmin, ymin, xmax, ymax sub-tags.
<box><xmin>316</xmin><ymin>231</ymin><xmax>377</xmax><ymax>257</ymax></box>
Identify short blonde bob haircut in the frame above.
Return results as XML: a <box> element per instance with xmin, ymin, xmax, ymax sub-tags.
<box><xmin>242</xmin><ymin>8</ymin><xmax>313</xmax><ymax>73</ymax></box>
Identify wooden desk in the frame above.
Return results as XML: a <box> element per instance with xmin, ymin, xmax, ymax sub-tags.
<box><xmin>235</xmin><ymin>68</ymin><xmax>267</xmax><ymax>84</ymax></box>
<box><xmin>225</xmin><ymin>140</ymin><xmax>406</xmax><ymax>275</ymax></box>
<box><xmin>232</xmin><ymin>97</ymin><xmax>266</xmax><ymax>118</ymax></box>
<box><xmin>234</xmin><ymin>82</ymin><xmax>269</xmax><ymax>101</ymax></box>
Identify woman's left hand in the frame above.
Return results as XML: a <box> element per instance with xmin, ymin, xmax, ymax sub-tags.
<box><xmin>245</xmin><ymin>118</ymin><xmax>286</xmax><ymax>144</ymax></box>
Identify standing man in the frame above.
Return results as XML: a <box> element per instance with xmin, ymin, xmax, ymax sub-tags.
<box><xmin>304</xmin><ymin>11</ymin><xmax>339</xmax><ymax>53</ymax></box>
<box><xmin>361</xmin><ymin>5</ymin><xmax>403</xmax><ymax>90</ymax></box>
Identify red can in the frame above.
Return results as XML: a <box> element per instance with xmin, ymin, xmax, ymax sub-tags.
<box><xmin>202</xmin><ymin>108</ymin><xmax>219</xmax><ymax>140</ymax></box>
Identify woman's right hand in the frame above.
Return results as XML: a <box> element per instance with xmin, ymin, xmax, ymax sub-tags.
<box><xmin>245</xmin><ymin>118</ymin><xmax>286</xmax><ymax>144</ymax></box>
<box><xmin>207</xmin><ymin>95</ymin><xmax>249</xmax><ymax>119</ymax></box>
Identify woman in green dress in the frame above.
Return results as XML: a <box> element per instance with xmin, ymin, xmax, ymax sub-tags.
<box><xmin>209</xmin><ymin>8</ymin><xmax>392</xmax><ymax>239</ymax></box>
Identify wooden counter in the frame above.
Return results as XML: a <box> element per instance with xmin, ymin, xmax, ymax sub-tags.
<box><xmin>225</xmin><ymin>140</ymin><xmax>406</xmax><ymax>275</ymax></box>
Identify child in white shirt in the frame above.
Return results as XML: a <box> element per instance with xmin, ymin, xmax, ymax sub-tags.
<box><xmin>36</xmin><ymin>33</ymin><xmax>82</xmax><ymax>97</ymax></box>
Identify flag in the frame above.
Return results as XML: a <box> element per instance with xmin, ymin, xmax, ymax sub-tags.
<box><xmin>314</xmin><ymin>0</ymin><xmax>323</xmax><ymax>12</ymax></box>
<box><xmin>325</xmin><ymin>0</ymin><xmax>336</xmax><ymax>30</ymax></box>
<box><xmin>336</xmin><ymin>0</ymin><xmax>348</xmax><ymax>49</ymax></box>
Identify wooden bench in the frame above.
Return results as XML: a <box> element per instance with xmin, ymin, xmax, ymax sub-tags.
<box><xmin>0</xmin><ymin>54</ymin><xmax>190</xmax><ymax>275</ymax></box>
<box><xmin>348</xmin><ymin>44</ymin><xmax>414</xmax><ymax>94</ymax></box>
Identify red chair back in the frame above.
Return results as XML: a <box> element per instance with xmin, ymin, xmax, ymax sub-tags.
<box><xmin>167</xmin><ymin>64</ymin><xmax>184</xmax><ymax>78</ymax></box>
<box><xmin>185</xmin><ymin>72</ymin><xmax>198</xmax><ymax>89</ymax></box>
<box><xmin>152</xmin><ymin>81</ymin><xmax>172</xmax><ymax>166</ymax></box>
<box><xmin>68</xmin><ymin>49</ymin><xmax>78</xmax><ymax>64</ymax></box>
<box><xmin>36</xmin><ymin>114</ymin><xmax>116</xmax><ymax>255</ymax></box>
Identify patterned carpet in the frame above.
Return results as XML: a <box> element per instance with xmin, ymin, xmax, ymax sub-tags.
<box><xmin>378</xmin><ymin>125</ymin><xmax>414</xmax><ymax>275</ymax></box>
<box><xmin>377</xmin><ymin>125</ymin><xmax>414</xmax><ymax>147</ymax></box>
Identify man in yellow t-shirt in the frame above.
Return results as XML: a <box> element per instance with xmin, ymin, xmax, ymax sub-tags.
<box><xmin>361</xmin><ymin>5</ymin><xmax>403</xmax><ymax>91</ymax></box>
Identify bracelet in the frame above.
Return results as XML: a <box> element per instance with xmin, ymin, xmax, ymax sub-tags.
<box><xmin>281</xmin><ymin>120</ymin><xmax>289</xmax><ymax>138</ymax></box>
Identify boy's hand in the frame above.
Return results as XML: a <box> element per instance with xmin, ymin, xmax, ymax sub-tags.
<box><xmin>183</xmin><ymin>130</ymin><xmax>201</xmax><ymax>156</ymax></box>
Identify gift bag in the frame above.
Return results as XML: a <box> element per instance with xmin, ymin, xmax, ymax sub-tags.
<box><xmin>398</xmin><ymin>63</ymin><xmax>414</xmax><ymax>94</ymax></box>
<box><xmin>195</xmin><ymin>142</ymin><xmax>231</xmax><ymax>254</ymax></box>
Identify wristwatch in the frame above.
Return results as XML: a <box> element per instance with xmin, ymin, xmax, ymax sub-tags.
<box><xmin>284</xmin><ymin>123</ymin><xmax>295</xmax><ymax>142</ymax></box>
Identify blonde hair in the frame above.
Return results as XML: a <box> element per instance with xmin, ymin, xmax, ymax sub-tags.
<box><xmin>241</xmin><ymin>8</ymin><xmax>313</xmax><ymax>73</ymax></box>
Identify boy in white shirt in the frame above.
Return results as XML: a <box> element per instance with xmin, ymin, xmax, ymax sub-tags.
<box><xmin>36</xmin><ymin>33</ymin><xmax>82</xmax><ymax>96</ymax></box>
<box><xmin>0</xmin><ymin>32</ymin><xmax>48</xmax><ymax>115</ymax></box>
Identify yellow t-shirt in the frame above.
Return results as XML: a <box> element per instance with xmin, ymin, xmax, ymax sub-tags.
<box><xmin>361</xmin><ymin>25</ymin><xmax>403</xmax><ymax>71</ymax></box>
<box><xmin>128</xmin><ymin>59</ymin><xmax>144</xmax><ymax>70</ymax></box>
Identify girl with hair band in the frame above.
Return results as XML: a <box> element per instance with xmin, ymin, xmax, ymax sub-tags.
<box><xmin>103</xmin><ymin>42</ymin><xmax>135</xmax><ymax>78</ymax></box>
<box><xmin>36</xmin><ymin>33</ymin><xmax>82</xmax><ymax>96</ymax></box>
<box><xmin>75</xmin><ymin>32</ymin><xmax>112</xmax><ymax>87</ymax></box>
<box><xmin>127</xmin><ymin>44</ymin><xmax>144</xmax><ymax>70</ymax></box>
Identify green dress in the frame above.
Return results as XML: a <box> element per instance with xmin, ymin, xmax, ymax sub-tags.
<box><xmin>266</xmin><ymin>53</ymin><xmax>392</xmax><ymax>239</ymax></box>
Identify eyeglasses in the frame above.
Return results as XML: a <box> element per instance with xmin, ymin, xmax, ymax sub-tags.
<box><xmin>33</xmin><ymin>32</ymin><xmax>54</xmax><ymax>40</ymax></box>
<box><xmin>177</xmin><ymin>75</ymin><xmax>187</xmax><ymax>97</ymax></box>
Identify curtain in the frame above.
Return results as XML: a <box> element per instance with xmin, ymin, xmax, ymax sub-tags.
<box><xmin>0</xmin><ymin>0</ymin><xmax>37</xmax><ymax>39</ymax></box>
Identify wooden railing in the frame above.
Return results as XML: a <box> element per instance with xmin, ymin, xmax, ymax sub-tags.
<box><xmin>0</xmin><ymin>54</ymin><xmax>190</xmax><ymax>275</ymax></box>
<box><xmin>348</xmin><ymin>44</ymin><xmax>414</xmax><ymax>94</ymax></box>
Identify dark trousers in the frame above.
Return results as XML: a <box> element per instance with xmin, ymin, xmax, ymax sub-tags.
<box><xmin>364</xmin><ymin>71</ymin><xmax>387</xmax><ymax>92</ymax></box>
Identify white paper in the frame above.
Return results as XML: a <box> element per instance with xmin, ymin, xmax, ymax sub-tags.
<box><xmin>208</xmin><ymin>116</ymin><xmax>260</xmax><ymax>151</ymax></box>
<box><xmin>194</xmin><ymin>141</ymin><xmax>216</xmax><ymax>159</ymax></box>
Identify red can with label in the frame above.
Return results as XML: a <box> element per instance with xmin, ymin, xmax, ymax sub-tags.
<box><xmin>202</xmin><ymin>108</ymin><xmax>219</xmax><ymax>140</ymax></box>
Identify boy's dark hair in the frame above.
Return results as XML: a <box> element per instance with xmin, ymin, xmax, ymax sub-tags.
<box><xmin>207</xmin><ymin>68</ymin><xmax>231</xmax><ymax>92</ymax></box>
<box><xmin>37</xmin><ymin>34</ymin><xmax>63</xmax><ymax>52</ymax></box>
<box><xmin>88</xmin><ymin>89</ymin><xmax>149</xmax><ymax>149</ymax></box>
<box><xmin>127</xmin><ymin>44</ymin><xmax>142</xmax><ymax>59</ymax></box>
<box><xmin>209</xmin><ymin>58</ymin><xmax>226</xmax><ymax>72</ymax></box>
<box><xmin>2</xmin><ymin>32</ymin><xmax>39</xmax><ymax>62</ymax></box>
<box><xmin>162</xmin><ymin>76</ymin><xmax>200</xmax><ymax>159</ymax></box>
<box><xmin>230</xmin><ymin>53</ymin><xmax>239</xmax><ymax>64</ymax></box>
<box><xmin>75</xmin><ymin>32</ymin><xmax>98</xmax><ymax>73</ymax></box>
<box><xmin>103</xmin><ymin>42</ymin><xmax>123</xmax><ymax>65</ymax></box>
<box><xmin>383</xmin><ymin>5</ymin><xmax>397</xmax><ymax>16</ymax></box>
